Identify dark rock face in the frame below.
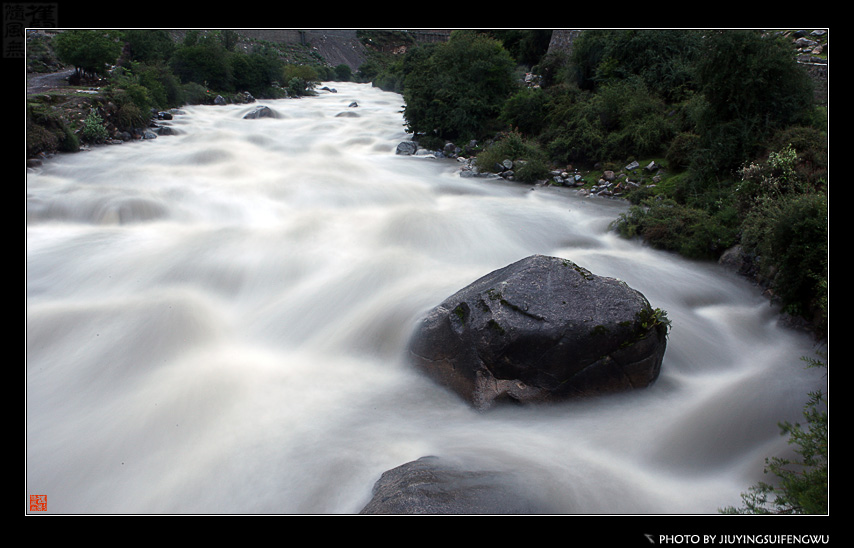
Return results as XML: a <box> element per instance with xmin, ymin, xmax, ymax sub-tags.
<box><xmin>408</xmin><ymin>255</ymin><xmax>668</xmax><ymax>410</ymax></box>
<box><xmin>359</xmin><ymin>456</ymin><xmax>554</xmax><ymax>514</ymax></box>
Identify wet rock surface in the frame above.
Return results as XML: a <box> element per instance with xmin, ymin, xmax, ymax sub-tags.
<box><xmin>408</xmin><ymin>254</ymin><xmax>668</xmax><ymax>410</ymax></box>
<box><xmin>359</xmin><ymin>456</ymin><xmax>555</xmax><ymax>514</ymax></box>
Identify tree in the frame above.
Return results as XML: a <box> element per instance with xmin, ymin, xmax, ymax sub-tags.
<box><xmin>52</xmin><ymin>30</ymin><xmax>123</xmax><ymax>80</ymax></box>
<box><xmin>402</xmin><ymin>30</ymin><xmax>515</xmax><ymax>143</ymax></box>
<box><xmin>333</xmin><ymin>64</ymin><xmax>352</xmax><ymax>81</ymax></box>
<box><xmin>123</xmin><ymin>30</ymin><xmax>175</xmax><ymax>64</ymax></box>
<box><xmin>484</xmin><ymin>29</ymin><xmax>553</xmax><ymax>67</ymax></box>
<box><xmin>570</xmin><ymin>29</ymin><xmax>702</xmax><ymax>103</ymax></box>
<box><xmin>694</xmin><ymin>30</ymin><xmax>814</xmax><ymax>174</ymax></box>
<box><xmin>228</xmin><ymin>51</ymin><xmax>282</xmax><ymax>96</ymax></box>
<box><xmin>170</xmin><ymin>38</ymin><xmax>232</xmax><ymax>91</ymax></box>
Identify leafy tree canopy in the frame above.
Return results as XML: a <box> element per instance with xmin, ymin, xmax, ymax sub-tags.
<box><xmin>402</xmin><ymin>30</ymin><xmax>516</xmax><ymax>143</ymax></box>
<box><xmin>52</xmin><ymin>29</ymin><xmax>124</xmax><ymax>78</ymax></box>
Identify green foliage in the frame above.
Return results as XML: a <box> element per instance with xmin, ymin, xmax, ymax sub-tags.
<box><xmin>333</xmin><ymin>64</ymin><xmax>352</xmax><ymax>81</ymax></box>
<box><xmin>402</xmin><ymin>30</ymin><xmax>516</xmax><ymax>142</ymax></box>
<box><xmin>80</xmin><ymin>110</ymin><xmax>109</xmax><ymax>144</ymax></box>
<box><xmin>665</xmin><ymin>132</ymin><xmax>701</xmax><ymax>169</ymax></box>
<box><xmin>482</xmin><ymin>30</ymin><xmax>553</xmax><ymax>67</ymax></box>
<box><xmin>228</xmin><ymin>51</ymin><xmax>283</xmax><ymax>96</ymax></box>
<box><xmin>540</xmin><ymin>84</ymin><xmax>604</xmax><ymax>164</ymax></box>
<box><xmin>536</xmin><ymin>78</ymin><xmax>673</xmax><ymax>164</ymax></box>
<box><xmin>52</xmin><ymin>30</ymin><xmax>124</xmax><ymax>79</ymax></box>
<box><xmin>370</xmin><ymin>60</ymin><xmax>405</xmax><ymax>92</ymax></box>
<box><xmin>612</xmin><ymin>198</ymin><xmax>739</xmax><ymax>260</ymax></box>
<box><xmin>123</xmin><ymin>30</ymin><xmax>175</xmax><ymax>64</ymax></box>
<box><xmin>721</xmin><ymin>354</ymin><xmax>827</xmax><ymax>514</ymax></box>
<box><xmin>180</xmin><ymin>81</ymin><xmax>212</xmax><ymax>105</ymax></box>
<box><xmin>735</xmin><ymin>139</ymin><xmax>828</xmax><ymax>334</ymax></box>
<box><xmin>694</xmin><ymin>30</ymin><xmax>815</xmax><ymax>174</ymax></box>
<box><xmin>27</xmin><ymin>103</ymin><xmax>79</xmax><ymax>155</ymax></box>
<box><xmin>740</xmin><ymin>191</ymin><xmax>827</xmax><ymax>329</ymax></box>
<box><xmin>476</xmin><ymin>130</ymin><xmax>551</xmax><ymax>183</ymax></box>
<box><xmin>170</xmin><ymin>38</ymin><xmax>232</xmax><ymax>91</ymax></box>
<box><xmin>570</xmin><ymin>29</ymin><xmax>702</xmax><ymax>102</ymax></box>
<box><xmin>134</xmin><ymin>62</ymin><xmax>183</xmax><ymax>109</ymax></box>
<box><xmin>594</xmin><ymin>77</ymin><xmax>675</xmax><ymax>159</ymax></box>
<box><xmin>534</xmin><ymin>51</ymin><xmax>573</xmax><ymax>88</ymax></box>
<box><xmin>356</xmin><ymin>58</ymin><xmax>384</xmax><ymax>83</ymax></box>
<box><xmin>282</xmin><ymin>64</ymin><xmax>318</xmax><ymax>96</ymax></box>
<box><xmin>106</xmin><ymin>64</ymin><xmax>158</xmax><ymax>126</ymax></box>
<box><xmin>26</xmin><ymin>33</ymin><xmax>59</xmax><ymax>73</ymax></box>
<box><xmin>500</xmin><ymin>87</ymin><xmax>548</xmax><ymax>135</ymax></box>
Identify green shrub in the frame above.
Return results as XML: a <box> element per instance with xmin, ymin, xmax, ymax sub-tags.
<box><xmin>123</xmin><ymin>30</ymin><xmax>175</xmax><ymax>64</ymax></box>
<box><xmin>27</xmin><ymin>123</ymin><xmax>58</xmax><ymax>157</ymax></box>
<box><xmin>80</xmin><ymin>110</ymin><xmax>109</xmax><ymax>143</ymax></box>
<box><xmin>612</xmin><ymin>198</ymin><xmax>738</xmax><ymax>259</ymax></box>
<box><xmin>116</xmin><ymin>102</ymin><xmax>147</xmax><ymax>131</ymax></box>
<box><xmin>570</xmin><ymin>29</ymin><xmax>702</xmax><ymax>103</ymax></box>
<box><xmin>541</xmin><ymin>88</ymin><xmax>604</xmax><ymax>164</ymax></box>
<box><xmin>500</xmin><ymin>87</ymin><xmax>548</xmax><ymax>135</ymax></box>
<box><xmin>27</xmin><ymin>104</ymin><xmax>79</xmax><ymax>156</ymax></box>
<box><xmin>740</xmin><ymin>192</ymin><xmax>827</xmax><ymax>331</ymax></box>
<box><xmin>286</xmin><ymin>77</ymin><xmax>311</xmax><ymax>97</ymax></box>
<box><xmin>514</xmin><ymin>157</ymin><xmax>552</xmax><ymax>183</ymax></box>
<box><xmin>595</xmin><ymin>77</ymin><xmax>674</xmax><ymax>159</ymax></box>
<box><xmin>693</xmin><ymin>30</ymin><xmax>814</xmax><ymax>175</ymax></box>
<box><xmin>333</xmin><ymin>64</ymin><xmax>352</xmax><ymax>81</ymax></box>
<box><xmin>180</xmin><ymin>81</ymin><xmax>211</xmax><ymax>104</ymax></box>
<box><xmin>229</xmin><ymin>51</ymin><xmax>283</xmax><ymax>96</ymax></box>
<box><xmin>665</xmin><ymin>132</ymin><xmax>700</xmax><ymax>169</ymax></box>
<box><xmin>534</xmin><ymin>51</ymin><xmax>572</xmax><ymax>88</ymax></box>
<box><xmin>402</xmin><ymin>30</ymin><xmax>515</xmax><ymax>142</ymax></box>
<box><xmin>170</xmin><ymin>40</ymin><xmax>232</xmax><ymax>91</ymax></box>
<box><xmin>475</xmin><ymin>130</ymin><xmax>549</xmax><ymax>182</ymax></box>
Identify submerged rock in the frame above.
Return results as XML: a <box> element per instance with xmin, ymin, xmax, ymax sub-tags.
<box><xmin>408</xmin><ymin>255</ymin><xmax>668</xmax><ymax>410</ymax></box>
<box><xmin>359</xmin><ymin>456</ymin><xmax>554</xmax><ymax>514</ymax></box>
<box><xmin>243</xmin><ymin>105</ymin><xmax>278</xmax><ymax>119</ymax></box>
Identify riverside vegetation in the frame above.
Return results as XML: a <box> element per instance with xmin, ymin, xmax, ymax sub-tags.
<box><xmin>26</xmin><ymin>28</ymin><xmax>828</xmax><ymax>514</ymax></box>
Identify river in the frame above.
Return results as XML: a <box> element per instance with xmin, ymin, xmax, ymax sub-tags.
<box><xmin>26</xmin><ymin>82</ymin><xmax>825</xmax><ymax>515</ymax></box>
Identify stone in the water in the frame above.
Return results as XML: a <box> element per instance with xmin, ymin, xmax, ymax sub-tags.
<box><xmin>395</xmin><ymin>141</ymin><xmax>418</xmax><ymax>155</ymax></box>
<box><xmin>407</xmin><ymin>255</ymin><xmax>668</xmax><ymax>410</ymax></box>
<box><xmin>243</xmin><ymin>105</ymin><xmax>278</xmax><ymax>119</ymax></box>
<box><xmin>359</xmin><ymin>456</ymin><xmax>554</xmax><ymax>514</ymax></box>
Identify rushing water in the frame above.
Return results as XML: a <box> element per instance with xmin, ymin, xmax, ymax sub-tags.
<box><xmin>26</xmin><ymin>82</ymin><xmax>825</xmax><ymax>515</ymax></box>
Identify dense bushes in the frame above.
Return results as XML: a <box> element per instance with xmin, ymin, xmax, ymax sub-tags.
<box><xmin>612</xmin><ymin>198</ymin><xmax>739</xmax><ymax>260</ymax></box>
<box><xmin>372</xmin><ymin>28</ymin><xmax>826</xmax><ymax>336</ymax></box>
<box><xmin>737</xmin><ymin>144</ymin><xmax>828</xmax><ymax>331</ymax></box>
<box><xmin>46</xmin><ymin>29</ymin><xmax>341</xmax><ymax>112</ymax></box>
<box><xmin>27</xmin><ymin>103</ymin><xmax>79</xmax><ymax>156</ymax></box>
<box><xmin>29</xmin><ymin>29</ymin><xmax>354</xmax><ymax>161</ymax></box>
<box><xmin>475</xmin><ymin>130</ymin><xmax>551</xmax><ymax>183</ymax></box>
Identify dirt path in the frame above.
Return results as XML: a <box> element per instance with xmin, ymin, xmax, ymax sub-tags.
<box><xmin>26</xmin><ymin>68</ymin><xmax>75</xmax><ymax>95</ymax></box>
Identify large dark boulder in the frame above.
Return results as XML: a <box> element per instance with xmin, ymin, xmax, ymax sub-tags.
<box><xmin>408</xmin><ymin>255</ymin><xmax>668</xmax><ymax>410</ymax></box>
<box><xmin>359</xmin><ymin>456</ymin><xmax>554</xmax><ymax>514</ymax></box>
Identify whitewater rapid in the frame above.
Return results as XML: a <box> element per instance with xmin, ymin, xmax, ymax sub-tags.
<box><xmin>26</xmin><ymin>82</ymin><xmax>825</xmax><ymax>514</ymax></box>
